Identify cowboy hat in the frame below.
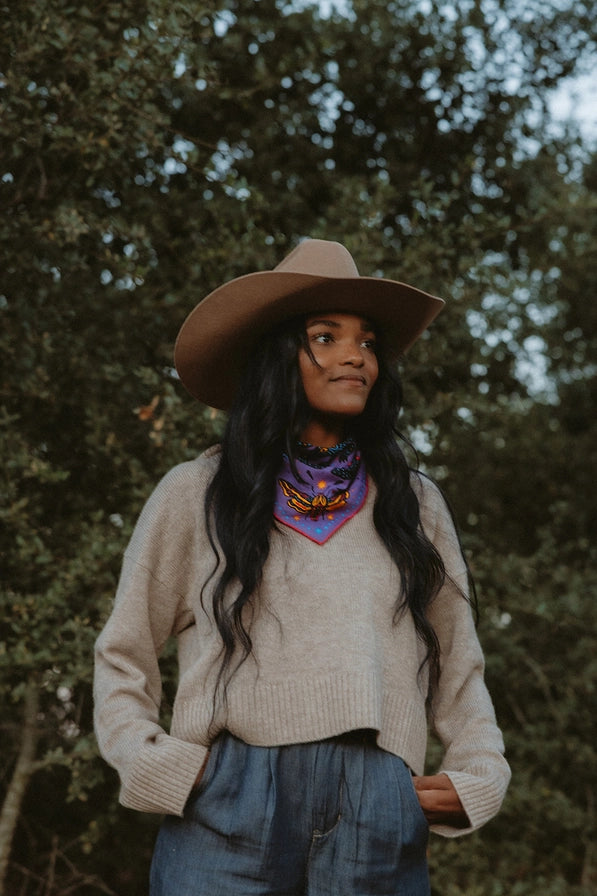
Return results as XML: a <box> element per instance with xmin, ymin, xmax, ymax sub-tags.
<box><xmin>174</xmin><ymin>239</ymin><xmax>444</xmax><ymax>408</ymax></box>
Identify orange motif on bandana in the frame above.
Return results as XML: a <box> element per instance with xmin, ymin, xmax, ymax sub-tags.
<box><xmin>278</xmin><ymin>479</ymin><xmax>350</xmax><ymax>520</ymax></box>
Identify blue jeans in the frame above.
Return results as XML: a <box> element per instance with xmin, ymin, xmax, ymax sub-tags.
<box><xmin>150</xmin><ymin>731</ymin><xmax>430</xmax><ymax>895</ymax></box>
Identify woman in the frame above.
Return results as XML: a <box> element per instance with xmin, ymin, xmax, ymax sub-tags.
<box><xmin>94</xmin><ymin>239</ymin><xmax>510</xmax><ymax>895</ymax></box>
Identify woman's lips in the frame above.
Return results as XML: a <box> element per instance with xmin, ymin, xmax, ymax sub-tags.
<box><xmin>331</xmin><ymin>375</ymin><xmax>367</xmax><ymax>384</ymax></box>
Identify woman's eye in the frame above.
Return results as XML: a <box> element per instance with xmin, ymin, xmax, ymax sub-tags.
<box><xmin>362</xmin><ymin>339</ymin><xmax>377</xmax><ymax>350</ymax></box>
<box><xmin>312</xmin><ymin>332</ymin><xmax>333</xmax><ymax>344</ymax></box>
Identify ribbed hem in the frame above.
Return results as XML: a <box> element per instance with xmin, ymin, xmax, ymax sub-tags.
<box><xmin>172</xmin><ymin>670</ymin><xmax>429</xmax><ymax>774</ymax></box>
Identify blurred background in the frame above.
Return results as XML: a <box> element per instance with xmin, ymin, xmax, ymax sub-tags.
<box><xmin>1</xmin><ymin>0</ymin><xmax>596</xmax><ymax>892</ymax></box>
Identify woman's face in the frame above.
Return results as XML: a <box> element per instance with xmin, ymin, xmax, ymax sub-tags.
<box><xmin>298</xmin><ymin>312</ymin><xmax>379</xmax><ymax>446</ymax></box>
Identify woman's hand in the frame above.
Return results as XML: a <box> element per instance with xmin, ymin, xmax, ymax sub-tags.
<box><xmin>413</xmin><ymin>773</ymin><xmax>469</xmax><ymax>827</ymax></box>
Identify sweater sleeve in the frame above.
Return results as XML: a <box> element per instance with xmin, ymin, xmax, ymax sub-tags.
<box><xmin>93</xmin><ymin>461</ymin><xmax>211</xmax><ymax>816</ymax></box>
<box><xmin>418</xmin><ymin>477</ymin><xmax>511</xmax><ymax>837</ymax></box>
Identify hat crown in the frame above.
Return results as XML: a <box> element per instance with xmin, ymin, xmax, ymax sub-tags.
<box><xmin>274</xmin><ymin>239</ymin><xmax>360</xmax><ymax>279</ymax></box>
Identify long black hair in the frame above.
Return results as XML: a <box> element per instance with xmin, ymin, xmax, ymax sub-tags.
<box><xmin>203</xmin><ymin>315</ymin><xmax>454</xmax><ymax>713</ymax></box>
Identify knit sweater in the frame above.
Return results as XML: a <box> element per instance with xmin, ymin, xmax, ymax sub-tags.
<box><xmin>93</xmin><ymin>446</ymin><xmax>510</xmax><ymax>837</ymax></box>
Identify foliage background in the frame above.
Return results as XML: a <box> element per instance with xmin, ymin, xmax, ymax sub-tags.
<box><xmin>1</xmin><ymin>0</ymin><xmax>596</xmax><ymax>893</ymax></box>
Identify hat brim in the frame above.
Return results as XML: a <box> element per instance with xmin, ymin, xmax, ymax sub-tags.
<box><xmin>174</xmin><ymin>270</ymin><xmax>444</xmax><ymax>409</ymax></box>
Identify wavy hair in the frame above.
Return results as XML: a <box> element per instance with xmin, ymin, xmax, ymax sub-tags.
<box><xmin>203</xmin><ymin>315</ymin><xmax>459</xmax><ymax>717</ymax></box>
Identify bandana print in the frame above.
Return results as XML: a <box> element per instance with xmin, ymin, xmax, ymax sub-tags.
<box><xmin>273</xmin><ymin>439</ymin><xmax>368</xmax><ymax>544</ymax></box>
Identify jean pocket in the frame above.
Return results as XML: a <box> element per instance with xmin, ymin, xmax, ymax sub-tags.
<box><xmin>405</xmin><ymin>770</ymin><xmax>430</xmax><ymax>831</ymax></box>
<box><xmin>389</xmin><ymin>756</ymin><xmax>430</xmax><ymax>838</ymax></box>
<box><xmin>188</xmin><ymin>735</ymin><xmax>223</xmax><ymax>803</ymax></box>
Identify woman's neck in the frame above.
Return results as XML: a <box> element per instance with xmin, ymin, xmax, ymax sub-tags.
<box><xmin>299</xmin><ymin>418</ymin><xmax>346</xmax><ymax>448</ymax></box>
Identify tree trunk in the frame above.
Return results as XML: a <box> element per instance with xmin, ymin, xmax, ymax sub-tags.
<box><xmin>0</xmin><ymin>680</ymin><xmax>40</xmax><ymax>895</ymax></box>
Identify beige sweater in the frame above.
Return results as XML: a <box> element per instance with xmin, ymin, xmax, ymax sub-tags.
<box><xmin>94</xmin><ymin>446</ymin><xmax>510</xmax><ymax>837</ymax></box>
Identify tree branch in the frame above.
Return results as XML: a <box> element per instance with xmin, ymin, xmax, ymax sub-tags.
<box><xmin>0</xmin><ymin>679</ymin><xmax>40</xmax><ymax>896</ymax></box>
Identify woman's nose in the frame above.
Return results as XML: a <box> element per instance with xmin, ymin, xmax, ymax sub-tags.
<box><xmin>340</xmin><ymin>342</ymin><xmax>365</xmax><ymax>365</ymax></box>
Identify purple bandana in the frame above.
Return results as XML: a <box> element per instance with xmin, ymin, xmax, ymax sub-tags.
<box><xmin>273</xmin><ymin>438</ymin><xmax>368</xmax><ymax>544</ymax></box>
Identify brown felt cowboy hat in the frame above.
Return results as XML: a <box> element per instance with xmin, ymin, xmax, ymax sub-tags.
<box><xmin>174</xmin><ymin>239</ymin><xmax>445</xmax><ymax>408</ymax></box>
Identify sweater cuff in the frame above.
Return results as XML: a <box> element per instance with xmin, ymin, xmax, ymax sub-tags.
<box><xmin>120</xmin><ymin>737</ymin><xmax>209</xmax><ymax>816</ymax></box>
<box><xmin>431</xmin><ymin>765</ymin><xmax>510</xmax><ymax>838</ymax></box>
